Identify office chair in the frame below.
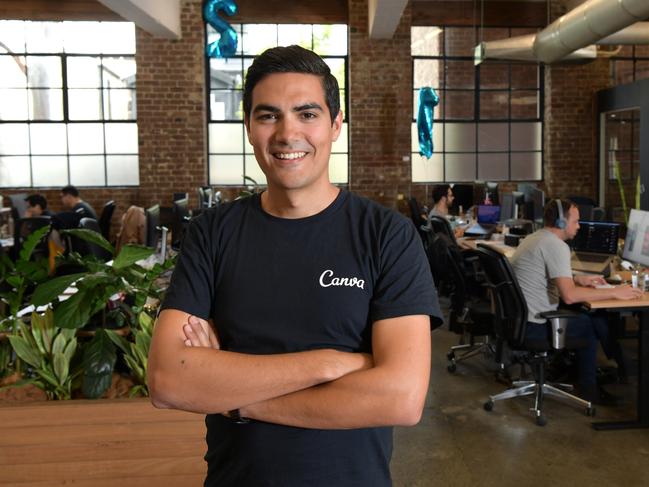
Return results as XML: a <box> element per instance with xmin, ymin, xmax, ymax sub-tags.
<box><xmin>428</xmin><ymin>215</ymin><xmax>456</xmax><ymax>244</ymax></box>
<box><xmin>69</xmin><ymin>218</ymin><xmax>113</xmax><ymax>262</ymax></box>
<box><xmin>98</xmin><ymin>200</ymin><xmax>116</xmax><ymax>242</ymax></box>
<box><xmin>197</xmin><ymin>186</ymin><xmax>213</xmax><ymax>209</ymax></box>
<box><xmin>12</xmin><ymin>216</ymin><xmax>52</xmax><ymax>261</ymax></box>
<box><xmin>171</xmin><ymin>197</ymin><xmax>191</xmax><ymax>251</ymax></box>
<box><xmin>408</xmin><ymin>197</ymin><xmax>428</xmax><ymax>241</ymax></box>
<box><xmin>475</xmin><ymin>244</ymin><xmax>596</xmax><ymax>426</ymax></box>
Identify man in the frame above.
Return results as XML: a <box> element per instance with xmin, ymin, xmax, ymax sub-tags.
<box><xmin>511</xmin><ymin>198</ymin><xmax>640</xmax><ymax>405</ymax></box>
<box><xmin>57</xmin><ymin>185</ymin><xmax>97</xmax><ymax>229</ymax></box>
<box><xmin>428</xmin><ymin>184</ymin><xmax>465</xmax><ymax>238</ymax></box>
<box><xmin>148</xmin><ymin>45</ymin><xmax>442</xmax><ymax>486</ymax></box>
<box><xmin>24</xmin><ymin>194</ymin><xmax>53</xmax><ymax>218</ymax></box>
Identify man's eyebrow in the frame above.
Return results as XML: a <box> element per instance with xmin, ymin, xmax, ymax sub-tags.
<box><xmin>293</xmin><ymin>103</ymin><xmax>324</xmax><ymax>112</ymax></box>
<box><xmin>252</xmin><ymin>104</ymin><xmax>280</xmax><ymax>114</ymax></box>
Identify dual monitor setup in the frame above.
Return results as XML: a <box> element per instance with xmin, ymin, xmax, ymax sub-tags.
<box><xmin>145</xmin><ymin>192</ymin><xmax>191</xmax><ymax>254</ymax></box>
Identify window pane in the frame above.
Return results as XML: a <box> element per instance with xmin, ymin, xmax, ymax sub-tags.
<box><xmin>245</xmin><ymin>154</ymin><xmax>267</xmax><ymax>185</ymax></box>
<box><xmin>511</xmin><ymin>90</ymin><xmax>538</xmax><ymax>119</ymax></box>
<box><xmin>478</xmin><ymin>153</ymin><xmax>509</xmax><ymax>180</ymax></box>
<box><xmin>480</xmin><ymin>63</ymin><xmax>508</xmax><ymax>89</ymax></box>
<box><xmin>511</xmin><ymin>122</ymin><xmax>542</xmax><ymax>151</ymax></box>
<box><xmin>0</xmin><ymin>124</ymin><xmax>29</xmax><ymax>154</ymax></box>
<box><xmin>0</xmin><ymin>21</ymin><xmax>26</xmax><ymax>53</ymax></box>
<box><xmin>106</xmin><ymin>155</ymin><xmax>138</xmax><ymax>185</ymax></box>
<box><xmin>411</xmin><ymin>122</ymin><xmax>443</xmax><ymax>153</ymax></box>
<box><xmin>329</xmin><ymin>153</ymin><xmax>348</xmax><ymax>184</ymax></box>
<box><xmin>445</xmin><ymin>91</ymin><xmax>474</xmax><ymax>119</ymax></box>
<box><xmin>30</xmin><ymin>123</ymin><xmax>67</xmax><ymax>154</ymax></box>
<box><xmin>242</xmin><ymin>25</ymin><xmax>278</xmax><ymax>55</ymax></box>
<box><xmin>324</xmin><ymin>58</ymin><xmax>346</xmax><ymax>89</ymax></box>
<box><xmin>511</xmin><ymin>64</ymin><xmax>538</xmax><ymax>89</ymax></box>
<box><xmin>480</xmin><ymin>91</ymin><xmax>509</xmax><ymax>119</ymax></box>
<box><xmin>445</xmin><ymin>27</ymin><xmax>475</xmax><ymax>56</ymax></box>
<box><xmin>0</xmin><ymin>156</ymin><xmax>31</xmax><ymax>186</ymax></box>
<box><xmin>209</xmin><ymin>57</ymin><xmax>243</xmax><ymax>90</ymax></box>
<box><xmin>99</xmin><ymin>23</ymin><xmax>136</xmax><ymax>54</ymax></box>
<box><xmin>636</xmin><ymin>61</ymin><xmax>649</xmax><ymax>81</ymax></box>
<box><xmin>278</xmin><ymin>24</ymin><xmax>312</xmax><ymax>50</ymax></box>
<box><xmin>31</xmin><ymin>155</ymin><xmax>68</xmax><ymax>186</ymax></box>
<box><xmin>445</xmin><ymin>153</ymin><xmax>476</xmax><ymax>181</ymax></box>
<box><xmin>412</xmin><ymin>152</ymin><xmax>443</xmax><ymax>182</ymax></box>
<box><xmin>103</xmin><ymin>89</ymin><xmax>136</xmax><ymax>120</ymax></box>
<box><xmin>411</xmin><ymin>26</ymin><xmax>443</xmax><ymax>56</ymax></box>
<box><xmin>210</xmin><ymin>154</ymin><xmax>244</xmax><ymax>185</ymax></box>
<box><xmin>445</xmin><ymin>123</ymin><xmax>475</xmax><ymax>152</ymax></box>
<box><xmin>68</xmin><ymin>89</ymin><xmax>102</xmax><ymax>119</ymax></box>
<box><xmin>0</xmin><ymin>55</ymin><xmax>27</xmax><ymax>87</ymax></box>
<box><xmin>25</xmin><ymin>22</ymin><xmax>63</xmax><ymax>53</ymax></box>
<box><xmin>0</xmin><ymin>89</ymin><xmax>28</xmax><ymax>120</ymax></box>
<box><xmin>332</xmin><ymin>122</ymin><xmax>348</xmax><ymax>153</ymax></box>
<box><xmin>102</xmin><ymin>57</ymin><xmax>136</xmax><ymax>87</ymax></box>
<box><xmin>28</xmin><ymin>88</ymin><xmax>63</xmax><ymax>120</ymax></box>
<box><xmin>26</xmin><ymin>56</ymin><xmax>62</xmax><ymax>87</ymax></box>
<box><xmin>244</xmin><ymin>131</ymin><xmax>254</xmax><ymax>154</ymax></box>
<box><xmin>68</xmin><ymin>123</ymin><xmax>104</xmax><ymax>154</ymax></box>
<box><xmin>482</xmin><ymin>28</ymin><xmax>509</xmax><ymax>42</ymax></box>
<box><xmin>446</xmin><ymin>61</ymin><xmax>474</xmax><ymax>89</ymax></box>
<box><xmin>511</xmin><ymin>151</ymin><xmax>541</xmax><ymax>180</ymax></box>
<box><xmin>67</xmin><ymin>57</ymin><xmax>101</xmax><ymax>88</ymax></box>
<box><xmin>478</xmin><ymin>123</ymin><xmax>508</xmax><ymax>151</ymax></box>
<box><xmin>70</xmin><ymin>155</ymin><xmax>105</xmax><ymax>186</ymax></box>
<box><xmin>209</xmin><ymin>123</ymin><xmax>244</xmax><ymax>154</ymax></box>
<box><xmin>313</xmin><ymin>25</ymin><xmax>348</xmax><ymax>55</ymax></box>
<box><xmin>414</xmin><ymin>59</ymin><xmax>443</xmax><ymax>89</ymax></box>
<box><xmin>105</xmin><ymin>123</ymin><xmax>138</xmax><ymax>153</ymax></box>
<box><xmin>635</xmin><ymin>45</ymin><xmax>649</xmax><ymax>58</ymax></box>
<box><xmin>207</xmin><ymin>24</ymin><xmax>243</xmax><ymax>56</ymax></box>
<box><xmin>210</xmin><ymin>90</ymin><xmax>243</xmax><ymax>120</ymax></box>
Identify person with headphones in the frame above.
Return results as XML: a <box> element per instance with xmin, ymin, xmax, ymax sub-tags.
<box><xmin>510</xmin><ymin>198</ymin><xmax>641</xmax><ymax>406</ymax></box>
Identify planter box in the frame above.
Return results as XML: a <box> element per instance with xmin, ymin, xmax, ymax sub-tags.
<box><xmin>0</xmin><ymin>398</ymin><xmax>206</xmax><ymax>486</ymax></box>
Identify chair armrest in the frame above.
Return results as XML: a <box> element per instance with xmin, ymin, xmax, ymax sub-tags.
<box><xmin>538</xmin><ymin>309</ymin><xmax>581</xmax><ymax>320</ymax></box>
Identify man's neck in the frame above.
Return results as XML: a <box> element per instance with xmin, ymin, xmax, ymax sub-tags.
<box><xmin>261</xmin><ymin>184</ymin><xmax>340</xmax><ymax>219</ymax></box>
<box><xmin>547</xmin><ymin>226</ymin><xmax>566</xmax><ymax>241</ymax></box>
<box><xmin>433</xmin><ymin>202</ymin><xmax>448</xmax><ymax>216</ymax></box>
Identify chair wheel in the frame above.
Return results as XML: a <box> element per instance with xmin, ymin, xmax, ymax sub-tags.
<box><xmin>483</xmin><ymin>400</ymin><xmax>494</xmax><ymax>412</ymax></box>
<box><xmin>447</xmin><ymin>363</ymin><xmax>457</xmax><ymax>373</ymax></box>
<box><xmin>585</xmin><ymin>406</ymin><xmax>596</xmax><ymax>417</ymax></box>
<box><xmin>446</xmin><ymin>352</ymin><xmax>455</xmax><ymax>361</ymax></box>
<box><xmin>535</xmin><ymin>415</ymin><xmax>547</xmax><ymax>426</ymax></box>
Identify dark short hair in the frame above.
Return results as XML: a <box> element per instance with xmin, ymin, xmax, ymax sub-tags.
<box><xmin>61</xmin><ymin>185</ymin><xmax>79</xmax><ymax>197</ymax></box>
<box><xmin>25</xmin><ymin>193</ymin><xmax>47</xmax><ymax>210</ymax></box>
<box><xmin>543</xmin><ymin>198</ymin><xmax>575</xmax><ymax>228</ymax></box>
<box><xmin>243</xmin><ymin>45</ymin><xmax>340</xmax><ymax>125</ymax></box>
<box><xmin>432</xmin><ymin>185</ymin><xmax>451</xmax><ymax>204</ymax></box>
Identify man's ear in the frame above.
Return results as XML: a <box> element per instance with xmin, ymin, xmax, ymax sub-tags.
<box><xmin>331</xmin><ymin>110</ymin><xmax>343</xmax><ymax>142</ymax></box>
<box><xmin>244</xmin><ymin>116</ymin><xmax>252</xmax><ymax>144</ymax></box>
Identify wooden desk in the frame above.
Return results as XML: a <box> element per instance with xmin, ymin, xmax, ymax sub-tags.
<box><xmin>458</xmin><ymin>238</ymin><xmax>517</xmax><ymax>259</ymax></box>
<box><xmin>585</xmin><ymin>295</ymin><xmax>649</xmax><ymax>430</ymax></box>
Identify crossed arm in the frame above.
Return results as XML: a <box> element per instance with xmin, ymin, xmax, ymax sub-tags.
<box><xmin>147</xmin><ymin>309</ymin><xmax>431</xmax><ymax>429</ymax></box>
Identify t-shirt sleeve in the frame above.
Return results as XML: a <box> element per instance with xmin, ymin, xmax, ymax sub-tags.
<box><xmin>544</xmin><ymin>237</ymin><xmax>572</xmax><ymax>279</ymax></box>
<box><xmin>160</xmin><ymin>214</ymin><xmax>215</xmax><ymax>320</ymax></box>
<box><xmin>370</xmin><ymin>217</ymin><xmax>443</xmax><ymax>329</ymax></box>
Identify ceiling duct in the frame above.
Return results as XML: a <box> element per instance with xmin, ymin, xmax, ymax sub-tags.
<box><xmin>475</xmin><ymin>34</ymin><xmax>596</xmax><ymax>64</ymax></box>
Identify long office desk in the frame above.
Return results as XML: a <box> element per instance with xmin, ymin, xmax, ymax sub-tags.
<box><xmin>457</xmin><ymin>238</ymin><xmax>517</xmax><ymax>259</ymax></box>
<box><xmin>585</xmin><ymin>295</ymin><xmax>649</xmax><ymax>431</ymax></box>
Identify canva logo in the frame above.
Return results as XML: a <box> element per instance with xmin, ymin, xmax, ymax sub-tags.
<box><xmin>318</xmin><ymin>269</ymin><xmax>365</xmax><ymax>289</ymax></box>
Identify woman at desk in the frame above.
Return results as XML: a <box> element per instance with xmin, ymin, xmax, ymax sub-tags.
<box><xmin>511</xmin><ymin>199</ymin><xmax>641</xmax><ymax>406</ymax></box>
<box><xmin>428</xmin><ymin>185</ymin><xmax>466</xmax><ymax>238</ymax></box>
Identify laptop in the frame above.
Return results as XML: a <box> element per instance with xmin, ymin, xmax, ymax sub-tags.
<box><xmin>570</xmin><ymin>221</ymin><xmax>620</xmax><ymax>275</ymax></box>
<box><xmin>464</xmin><ymin>205</ymin><xmax>500</xmax><ymax>238</ymax></box>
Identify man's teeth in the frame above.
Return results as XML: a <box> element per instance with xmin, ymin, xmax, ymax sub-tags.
<box><xmin>275</xmin><ymin>152</ymin><xmax>306</xmax><ymax>160</ymax></box>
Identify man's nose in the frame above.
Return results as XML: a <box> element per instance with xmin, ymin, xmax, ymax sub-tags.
<box><xmin>275</xmin><ymin>117</ymin><xmax>299</xmax><ymax>142</ymax></box>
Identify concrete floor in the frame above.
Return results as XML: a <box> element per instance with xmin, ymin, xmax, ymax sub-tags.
<box><xmin>391</xmin><ymin>327</ymin><xmax>649</xmax><ymax>487</ymax></box>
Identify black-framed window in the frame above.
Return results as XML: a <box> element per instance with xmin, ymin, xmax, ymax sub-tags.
<box><xmin>0</xmin><ymin>20</ymin><xmax>138</xmax><ymax>188</ymax></box>
<box><xmin>206</xmin><ymin>23</ymin><xmax>349</xmax><ymax>185</ymax></box>
<box><xmin>411</xmin><ymin>26</ymin><xmax>543</xmax><ymax>183</ymax></box>
<box><xmin>610</xmin><ymin>45</ymin><xmax>649</xmax><ymax>86</ymax></box>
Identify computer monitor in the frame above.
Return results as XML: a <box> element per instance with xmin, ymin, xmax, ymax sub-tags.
<box><xmin>485</xmin><ymin>182</ymin><xmax>499</xmax><ymax>206</ymax></box>
<box><xmin>530</xmin><ymin>187</ymin><xmax>545</xmax><ymax>222</ymax></box>
<box><xmin>450</xmin><ymin>184</ymin><xmax>473</xmax><ymax>214</ymax></box>
<box><xmin>171</xmin><ymin>197</ymin><xmax>190</xmax><ymax>250</ymax></box>
<box><xmin>477</xmin><ymin>204</ymin><xmax>500</xmax><ymax>224</ymax></box>
<box><xmin>145</xmin><ymin>204</ymin><xmax>161</xmax><ymax>249</ymax></box>
<box><xmin>499</xmin><ymin>193</ymin><xmax>515</xmax><ymax>221</ymax></box>
<box><xmin>622</xmin><ymin>209</ymin><xmax>649</xmax><ymax>266</ymax></box>
<box><xmin>8</xmin><ymin>193</ymin><xmax>29</xmax><ymax>219</ymax></box>
<box><xmin>572</xmin><ymin>221</ymin><xmax>620</xmax><ymax>255</ymax></box>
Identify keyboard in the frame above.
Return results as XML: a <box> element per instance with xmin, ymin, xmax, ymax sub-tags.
<box><xmin>574</xmin><ymin>253</ymin><xmax>612</xmax><ymax>263</ymax></box>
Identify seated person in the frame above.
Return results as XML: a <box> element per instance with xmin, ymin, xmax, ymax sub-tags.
<box><xmin>24</xmin><ymin>194</ymin><xmax>53</xmax><ymax>218</ymax></box>
<box><xmin>428</xmin><ymin>185</ymin><xmax>465</xmax><ymax>238</ymax></box>
<box><xmin>511</xmin><ymin>198</ymin><xmax>640</xmax><ymax>406</ymax></box>
<box><xmin>57</xmin><ymin>185</ymin><xmax>97</xmax><ymax>229</ymax></box>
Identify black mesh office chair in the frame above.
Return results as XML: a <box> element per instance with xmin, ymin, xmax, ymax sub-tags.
<box><xmin>475</xmin><ymin>244</ymin><xmax>596</xmax><ymax>426</ymax></box>
<box><xmin>98</xmin><ymin>200</ymin><xmax>116</xmax><ymax>242</ymax></box>
<box><xmin>428</xmin><ymin>215</ymin><xmax>456</xmax><ymax>244</ymax></box>
<box><xmin>71</xmin><ymin>218</ymin><xmax>113</xmax><ymax>262</ymax></box>
<box><xmin>13</xmin><ymin>216</ymin><xmax>51</xmax><ymax>261</ymax></box>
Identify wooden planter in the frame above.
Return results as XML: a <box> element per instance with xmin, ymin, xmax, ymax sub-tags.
<box><xmin>0</xmin><ymin>398</ymin><xmax>206</xmax><ymax>486</ymax></box>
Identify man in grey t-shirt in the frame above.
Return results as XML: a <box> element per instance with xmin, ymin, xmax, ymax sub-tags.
<box><xmin>511</xmin><ymin>199</ymin><xmax>640</xmax><ymax>405</ymax></box>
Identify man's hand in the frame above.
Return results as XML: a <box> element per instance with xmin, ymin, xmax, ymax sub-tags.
<box><xmin>612</xmin><ymin>284</ymin><xmax>643</xmax><ymax>300</ymax></box>
<box><xmin>183</xmin><ymin>315</ymin><xmax>220</xmax><ymax>349</ymax></box>
<box><xmin>574</xmin><ymin>274</ymin><xmax>606</xmax><ymax>288</ymax></box>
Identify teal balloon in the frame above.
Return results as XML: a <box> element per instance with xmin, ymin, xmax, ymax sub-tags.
<box><xmin>417</xmin><ymin>87</ymin><xmax>439</xmax><ymax>159</ymax></box>
<box><xmin>204</xmin><ymin>0</ymin><xmax>238</xmax><ymax>58</ymax></box>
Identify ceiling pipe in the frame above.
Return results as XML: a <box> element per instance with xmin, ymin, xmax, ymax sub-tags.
<box><xmin>475</xmin><ymin>34</ymin><xmax>596</xmax><ymax>64</ymax></box>
<box><xmin>598</xmin><ymin>22</ymin><xmax>649</xmax><ymax>45</ymax></box>
<box><xmin>532</xmin><ymin>0</ymin><xmax>649</xmax><ymax>64</ymax></box>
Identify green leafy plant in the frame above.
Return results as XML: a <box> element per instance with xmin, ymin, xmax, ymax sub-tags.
<box><xmin>106</xmin><ymin>310</ymin><xmax>154</xmax><ymax>397</ymax></box>
<box><xmin>6</xmin><ymin>309</ymin><xmax>78</xmax><ymax>400</ymax></box>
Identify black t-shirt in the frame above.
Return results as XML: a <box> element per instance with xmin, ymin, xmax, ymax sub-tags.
<box><xmin>162</xmin><ymin>190</ymin><xmax>442</xmax><ymax>487</ymax></box>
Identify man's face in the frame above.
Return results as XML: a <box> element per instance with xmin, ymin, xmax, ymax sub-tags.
<box><xmin>245</xmin><ymin>72</ymin><xmax>342</xmax><ymax>193</ymax></box>
<box><xmin>25</xmin><ymin>203</ymin><xmax>42</xmax><ymax>217</ymax></box>
<box><xmin>564</xmin><ymin>206</ymin><xmax>580</xmax><ymax>240</ymax></box>
<box><xmin>61</xmin><ymin>193</ymin><xmax>73</xmax><ymax>210</ymax></box>
<box><xmin>445</xmin><ymin>189</ymin><xmax>455</xmax><ymax>209</ymax></box>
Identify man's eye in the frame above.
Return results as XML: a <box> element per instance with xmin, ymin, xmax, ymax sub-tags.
<box><xmin>258</xmin><ymin>113</ymin><xmax>278</xmax><ymax>120</ymax></box>
<box><xmin>301</xmin><ymin>112</ymin><xmax>317</xmax><ymax>119</ymax></box>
